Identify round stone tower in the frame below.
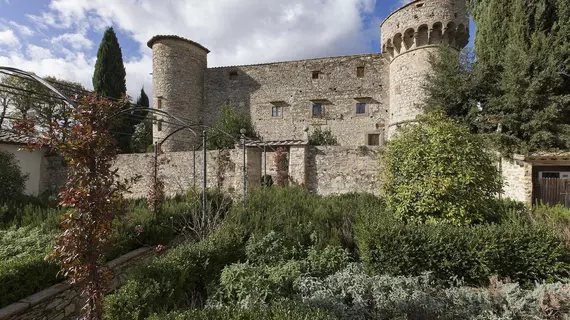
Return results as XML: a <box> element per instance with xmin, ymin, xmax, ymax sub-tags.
<box><xmin>147</xmin><ymin>35</ymin><xmax>209</xmax><ymax>152</ymax></box>
<box><xmin>381</xmin><ymin>0</ymin><xmax>469</xmax><ymax>138</ymax></box>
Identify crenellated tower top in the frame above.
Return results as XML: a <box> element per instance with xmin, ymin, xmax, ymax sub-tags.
<box><xmin>381</xmin><ymin>0</ymin><xmax>469</xmax><ymax>61</ymax></box>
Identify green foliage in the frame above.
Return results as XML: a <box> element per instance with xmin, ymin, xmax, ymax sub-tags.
<box><xmin>103</xmin><ymin>224</ymin><xmax>247</xmax><ymax>319</ymax></box>
<box><xmin>427</xmin><ymin>0</ymin><xmax>570</xmax><ymax>154</ymax></box>
<box><xmin>93</xmin><ymin>27</ymin><xmax>145</xmax><ymax>153</ymax></box>
<box><xmin>227</xmin><ymin>187</ymin><xmax>385</xmax><ymax>250</ymax></box>
<box><xmin>0</xmin><ymin>150</ymin><xmax>29</xmax><ymax>201</ymax></box>
<box><xmin>207</xmin><ymin>104</ymin><xmax>258</xmax><ymax>150</ymax></box>
<box><xmin>132</xmin><ymin>88</ymin><xmax>152</xmax><ymax>153</ymax></box>
<box><xmin>380</xmin><ymin>111</ymin><xmax>503</xmax><ymax>225</ymax></box>
<box><xmin>213</xmin><ymin>232</ymin><xmax>351</xmax><ymax>306</ymax></box>
<box><xmin>146</xmin><ymin>302</ymin><xmax>338</xmax><ymax>320</ymax></box>
<box><xmin>0</xmin><ymin>196</ymin><xmax>62</xmax><ymax>231</ymax></box>
<box><xmin>93</xmin><ymin>27</ymin><xmax>127</xmax><ymax>100</ymax></box>
<box><xmin>299</xmin><ymin>263</ymin><xmax>570</xmax><ymax>320</ymax></box>
<box><xmin>308</xmin><ymin>127</ymin><xmax>338</xmax><ymax>146</ymax></box>
<box><xmin>0</xmin><ymin>254</ymin><xmax>62</xmax><ymax>308</ymax></box>
<box><xmin>355</xmin><ymin>213</ymin><xmax>570</xmax><ymax>287</ymax></box>
<box><xmin>0</xmin><ymin>226</ymin><xmax>60</xmax><ymax>308</ymax></box>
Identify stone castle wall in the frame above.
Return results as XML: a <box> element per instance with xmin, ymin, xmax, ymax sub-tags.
<box><xmin>306</xmin><ymin>146</ymin><xmax>380</xmax><ymax>196</ymax></box>
<box><xmin>204</xmin><ymin>54</ymin><xmax>389</xmax><ymax>146</ymax></box>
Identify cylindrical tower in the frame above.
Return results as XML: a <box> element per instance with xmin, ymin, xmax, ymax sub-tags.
<box><xmin>147</xmin><ymin>35</ymin><xmax>209</xmax><ymax>152</ymax></box>
<box><xmin>381</xmin><ymin>0</ymin><xmax>469</xmax><ymax>138</ymax></box>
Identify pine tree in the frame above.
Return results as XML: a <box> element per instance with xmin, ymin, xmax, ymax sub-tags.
<box><xmin>93</xmin><ymin>27</ymin><xmax>126</xmax><ymax>99</ymax></box>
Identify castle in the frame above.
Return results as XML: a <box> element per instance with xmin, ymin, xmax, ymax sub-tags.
<box><xmin>148</xmin><ymin>0</ymin><xmax>470</xmax><ymax>152</ymax></box>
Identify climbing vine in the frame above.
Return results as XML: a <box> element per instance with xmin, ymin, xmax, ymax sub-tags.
<box><xmin>15</xmin><ymin>94</ymin><xmax>131</xmax><ymax>320</ymax></box>
<box><xmin>216</xmin><ymin>148</ymin><xmax>232</xmax><ymax>189</ymax></box>
<box><xmin>273</xmin><ymin>147</ymin><xmax>289</xmax><ymax>187</ymax></box>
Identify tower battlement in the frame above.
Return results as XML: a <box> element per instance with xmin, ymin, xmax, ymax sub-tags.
<box><xmin>381</xmin><ymin>0</ymin><xmax>469</xmax><ymax>60</ymax></box>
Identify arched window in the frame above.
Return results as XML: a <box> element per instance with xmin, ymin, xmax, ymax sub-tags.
<box><xmin>429</xmin><ymin>22</ymin><xmax>443</xmax><ymax>44</ymax></box>
<box><xmin>416</xmin><ymin>25</ymin><xmax>429</xmax><ymax>46</ymax></box>
<box><xmin>393</xmin><ymin>33</ymin><xmax>402</xmax><ymax>54</ymax></box>
<box><xmin>404</xmin><ymin>28</ymin><xmax>415</xmax><ymax>50</ymax></box>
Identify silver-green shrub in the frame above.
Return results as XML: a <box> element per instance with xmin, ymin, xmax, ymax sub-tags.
<box><xmin>299</xmin><ymin>263</ymin><xmax>570</xmax><ymax>320</ymax></box>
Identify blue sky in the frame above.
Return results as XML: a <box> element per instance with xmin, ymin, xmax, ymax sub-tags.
<box><xmin>0</xmin><ymin>0</ymin><xmax>475</xmax><ymax>99</ymax></box>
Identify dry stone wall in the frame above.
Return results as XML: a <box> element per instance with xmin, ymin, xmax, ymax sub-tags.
<box><xmin>205</xmin><ymin>54</ymin><xmax>389</xmax><ymax>146</ymax></box>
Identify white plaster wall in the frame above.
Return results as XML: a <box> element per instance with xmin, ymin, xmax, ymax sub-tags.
<box><xmin>0</xmin><ymin>144</ymin><xmax>44</xmax><ymax>196</ymax></box>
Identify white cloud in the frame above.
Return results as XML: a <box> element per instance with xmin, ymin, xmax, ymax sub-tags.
<box><xmin>0</xmin><ymin>28</ymin><xmax>19</xmax><ymax>47</ymax></box>
<box><xmin>51</xmin><ymin>32</ymin><xmax>93</xmax><ymax>50</ymax></box>
<box><xmin>8</xmin><ymin>21</ymin><xmax>34</xmax><ymax>36</ymax></box>
<box><xmin>3</xmin><ymin>0</ymin><xmax>379</xmax><ymax>101</ymax></box>
<box><xmin>26</xmin><ymin>44</ymin><xmax>53</xmax><ymax>60</ymax></box>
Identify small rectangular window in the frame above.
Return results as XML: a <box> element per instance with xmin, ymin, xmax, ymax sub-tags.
<box><xmin>272</xmin><ymin>106</ymin><xmax>282</xmax><ymax>117</ymax></box>
<box><xmin>157</xmin><ymin>98</ymin><xmax>162</xmax><ymax>109</ymax></box>
<box><xmin>312</xmin><ymin>103</ymin><xmax>324</xmax><ymax>117</ymax></box>
<box><xmin>312</xmin><ymin>71</ymin><xmax>320</xmax><ymax>79</ymax></box>
<box><xmin>368</xmin><ymin>133</ymin><xmax>380</xmax><ymax>146</ymax></box>
<box><xmin>356</xmin><ymin>103</ymin><xmax>366</xmax><ymax>114</ymax></box>
<box><xmin>157</xmin><ymin>119</ymin><xmax>163</xmax><ymax>132</ymax></box>
<box><xmin>229</xmin><ymin>71</ymin><xmax>238</xmax><ymax>80</ymax></box>
<box><xmin>357</xmin><ymin>66</ymin><xmax>365</xmax><ymax>78</ymax></box>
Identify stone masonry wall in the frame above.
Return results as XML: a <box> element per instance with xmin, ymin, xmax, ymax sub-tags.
<box><xmin>0</xmin><ymin>246</ymin><xmax>159</xmax><ymax>320</ymax></box>
<box><xmin>114</xmin><ymin>149</ymin><xmax>243</xmax><ymax>199</ymax></box>
<box><xmin>501</xmin><ymin>156</ymin><xmax>533</xmax><ymax>204</ymax></box>
<box><xmin>306</xmin><ymin>146</ymin><xmax>381</xmax><ymax>196</ymax></box>
<box><xmin>205</xmin><ymin>54</ymin><xmax>389</xmax><ymax>146</ymax></box>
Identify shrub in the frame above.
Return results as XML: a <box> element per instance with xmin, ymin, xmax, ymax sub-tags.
<box><xmin>206</xmin><ymin>104</ymin><xmax>258</xmax><ymax>150</ymax></box>
<box><xmin>227</xmin><ymin>187</ymin><xmax>385</xmax><ymax>251</ymax></box>
<box><xmin>0</xmin><ymin>226</ymin><xmax>60</xmax><ymax>308</ymax></box>
<box><xmin>0</xmin><ymin>150</ymin><xmax>29</xmax><ymax>201</ymax></box>
<box><xmin>380</xmin><ymin>111</ymin><xmax>502</xmax><ymax>225</ymax></box>
<box><xmin>146</xmin><ymin>302</ymin><xmax>338</xmax><ymax>320</ymax></box>
<box><xmin>308</xmin><ymin>127</ymin><xmax>338</xmax><ymax>146</ymax></box>
<box><xmin>0</xmin><ymin>196</ymin><xmax>62</xmax><ymax>231</ymax></box>
<box><xmin>212</xmin><ymin>232</ymin><xmax>351</xmax><ymax>306</ymax></box>
<box><xmin>355</xmin><ymin>214</ymin><xmax>570</xmax><ymax>286</ymax></box>
<box><xmin>299</xmin><ymin>263</ymin><xmax>570</xmax><ymax>320</ymax></box>
<box><xmin>103</xmin><ymin>223</ymin><xmax>247</xmax><ymax>319</ymax></box>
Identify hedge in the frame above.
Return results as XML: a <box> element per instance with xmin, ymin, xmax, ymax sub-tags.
<box><xmin>356</xmin><ymin>215</ymin><xmax>570</xmax><ymax>286</ymax></box>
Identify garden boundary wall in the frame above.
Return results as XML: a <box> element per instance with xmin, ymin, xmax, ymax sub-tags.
<box><xmin>44</xmin><ymin>146</ymin><xmax>534</xmax><ymax>204</ymax></box>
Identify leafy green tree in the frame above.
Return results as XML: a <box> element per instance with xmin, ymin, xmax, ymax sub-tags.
<box><xmin>0</xmin><ymin>150</ymin><xmax>29</xmax><ymax>201</ymax></box>
<box><xmin>132</xmin><ymin>88</ymin><xmax>152</xmax><ymax>153</ymax></box>
<box><xmin>426</xmin><ymin>0</ymin><xmax>570</xmax><ymax>154</ymax></box>
<box><xmin>380</xmin><ymin>111</ymin><xmax>502</xmax><ymax>225</ymax></box>
<box><xmin>207</xmin><ymin>104</ymin><xmax>258</xmax><ymax>150</ymax></box>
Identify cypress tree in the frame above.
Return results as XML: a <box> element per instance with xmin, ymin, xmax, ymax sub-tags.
<box><xmin>132</xmin><ymin>88</ymin><xmax>152</xmax><ymax>153</ymax></box>
<box><xmin>425</xmin><ymin>0</ymin><xmax>570</xmax><ymax>154</ymax></box>
<box><xmin>93</xmin><ymin>27</ymin><xmax>126</xmax><ymax>99</ymax></box>
<box><xmin>93</xmin><ymin>27</ymin><xmax>146</xmax><ymax>153</ymax></box>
